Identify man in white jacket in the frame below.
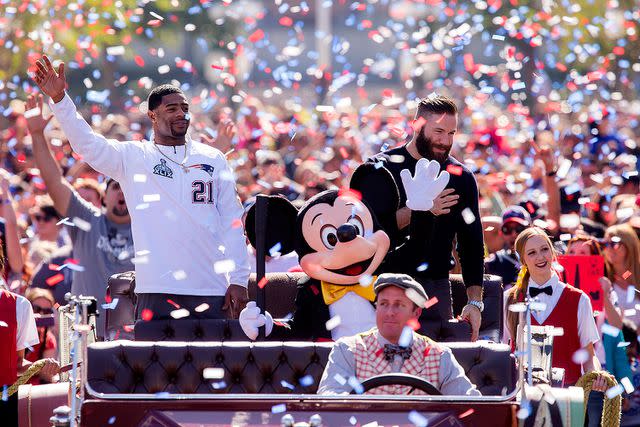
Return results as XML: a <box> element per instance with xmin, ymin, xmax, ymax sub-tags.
<box><xmin>31</xmin><ymin>55</ymin><xmax>250</xmax><ymax>320</ymax></box>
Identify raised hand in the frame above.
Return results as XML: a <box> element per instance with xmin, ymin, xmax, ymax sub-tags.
<box><xmin>31</xmin><ymin>55</ymin><xmax>67</xmax><ymax>103</ymax></box>
<box><xmin>24</xmin><ymin>94</ymin><xmax>53</xmax><ymax>135</ymax></box>
<box><xmin>239</xmin><ymin>301</ymin><xmax>274</xmax><ymax>340</ymax></box>
<box><xmin>400</xmin><ymin>158</ymin><xmax>451</xmax><ymax>212</ymax></box>
<box><xmin>532</xmin><ymin>136</ymin><xmax>556</xmax><ymax>175</ymax></box>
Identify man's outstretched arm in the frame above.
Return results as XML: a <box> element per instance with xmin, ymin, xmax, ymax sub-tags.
<box><xmin>24</xmin><ymin>94</ymin><xmax>72</xmax><ymax>216</ymax></box>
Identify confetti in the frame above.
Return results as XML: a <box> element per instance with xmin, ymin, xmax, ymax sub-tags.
<box><xmin>572</xmin><ymin>349</ymin><xmax>589</xmax><ymax>364</ymax></box>
<box><xmin>408</xmin><ymin>410</ymin><xmax>428</xmax><ymax>427</ymax></box>
<box><xmin>195</xmin><ymin>303</ymin><xmax>209</xmax><ymax>313</ymax></box>
<box><xmin>621</xmin><ymin>377</ymin><xmax>634</xmax><ymax>394</ymax></box>
<box><xmin>606</xmin><ymin>384</ymin><xmax>624</xmax><ymax>399</ymax></box>
<box><xmin>46</xmin><ymin>274</ymin><xmax>64</xmax><ymax>287</ymax></box>
<box><xmin>325</xmin><ymin>315</ymin><xmax>341</xmax><ymax>331</ymax></box>
<box><xmin>299</xmin><ymin>375</ymin><xmax>314</xmax><ymax>386</ymax></box>
<box><xmin>271</xmin><ymin>403</ymin><xmax>286</xmax><ymax>414</ymax></box>
<box><xmin>214</xmin><ymin>259</ymin><xmax>236</xmax><ymax>274</ymax></box>
<box><xmin>602</xmin><ymin>323</ymin><xmax>621</xmax><ymax>337</ymax></box>
<box><xmin>459</xmin><ymin>409</ymin><xmax>475</xmax><ymax>418</ymax></box>
<box><xmin>348</xmin><ymin>377</ymin><xmax>364</xmax><ymax>394</ymax></box>
<box><xmin>72</xmin><ymin>217</ymin><xmax>92</xmax><ymax>232</ymax></box>
<box><xmin>461</xmin><ymin>208</ymin><xmax>476</xmax><ymax>224</ymax></box>
<box><xmin>173</xmin><ymin>270</ymin><xmax>187</xmax><ymax>280</ymax></box>
<box><xmin>203</xmin><ymin>368</ymin><xmax>225</xmax><ymax>379</ymax></box>
<box><xmin>141</xmin><ymin>309</ymin><xmax>153</xmax><ymax>321</ymax></box>
<box><xmin>257</xmin><ymin>277</ymin><xmax>268</xmax><ymax>289</ymax></box>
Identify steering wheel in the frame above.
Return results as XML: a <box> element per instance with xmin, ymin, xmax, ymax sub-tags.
<box><xmin>350</xmin><ymin>373</ymin><xmax>442</xmax><ymax>395</ymax></box>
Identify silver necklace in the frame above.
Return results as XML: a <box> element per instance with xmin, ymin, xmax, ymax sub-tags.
<box><xmin>154</xmin><ymin>141</ymin><xmax>190</xmax><ymax>173</ymax></box>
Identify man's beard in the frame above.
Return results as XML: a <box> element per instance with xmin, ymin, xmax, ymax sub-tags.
<box><xmin>415</xmin><ymin>130</ymin><xmax>451</xmax><ymax>164</ymax></box>
<box><xmin>111</xmin><ymin>204</ymin><xmax>129</xmax><ymax>217</ymax></box>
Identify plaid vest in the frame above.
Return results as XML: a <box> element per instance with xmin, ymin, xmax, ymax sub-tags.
<box><xmin>354</xmin><ymin>328</ymin><xmax>443</xmax><ymax>395</ymax></box>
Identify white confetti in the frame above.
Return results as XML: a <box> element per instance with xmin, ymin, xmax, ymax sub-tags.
<box><xmin>299</xmin><ymin>375</ymin><xmax>314</xmax><ymax>386</ymax></box>
<box><xmin>602</xmin><ymin>323</ymin><xmax>620</xmax><ymax>337</ymax></box>
<box><xmin>624</xmin><ymin>309</ymin><xmax>637</xmax><ymax>317</ymax></box>
<box><xmin>0</xmin><ymin>321</ymin><xmax>7</xmax><ymax>327</ymax></box>
<box><xmin>143</xmin><ymin>194</ymin><xmax>161</xmax><ymax>202</ymax></box>
<box><xmin>195</xmin><ymin>303</ymin><xmax>209</xmax><ymax>313</ymax></box>
<box><xmin>101</xmin><ymin>298</ymin><xmax>119</xmax><ymax>310</ymax></box>
<box><xmin>334</xmin><ymin>374</ymin><xmax>346</xmax><ymax>385</ymax></box>
<box><xmin>211</xmin><ymin>381</ymin><xmax>226</xmax><ymax>390</ymax></box>
<box><xmin>621</xmin><ymin>377</ymin><xmax>634</xmax><ymax>394</ymax></box>
<box><xmin>508</xmin><ymin>303</ymin><xmax>527</xmax><ymax>313</ymax></box>
<box><xmin>359</xmin><ymin>274</ymin><xmax>373</xmax><ymax>286</ymax></box>
<box><xmin>408</xmin><ymin>410</ymin><xmax>428</xmax><ymax>427</ymax></box>
<box><xmin>461</xmin><ymin>208</ymin><xmax>476</xmax><ymax>224</ymax></box>
<box><xmin>398</xmin><ymin>326</ymin><xmax>413</xmax><ymax>348</ymax></box>
<box><xmin>106</xmin><ymin>46</ymin><xmax>125</xmax><ymax>56</ymax></box>
<box><xmin>627</xmin><ymin>287</ymin><xmax>636</xmax><ymax>304</ymax></box>
<box><xmin>271</xmin><ymin>403</ymin><xmax>286</xmax><ymax>414</ymax></box>
<box><xmin>325</xmin><ymin>315</ymin><xmax>341</xmax><ymax>331</ymax></box>
<box><xmin>72</xmin><ymin>217</ymin><xmax>92</xmax><ymax>232</ymax></box>
<box><xmin>529</xmin><ymin>301</ymin><xmax>547</xmax><ymax>312</ymax></box>
<box><xmin>133</xmin><ymin>174</ymin><xmax>147</xmax><ymax>183</ymax></box>
<box><xmin>172</xmin><ymin>270</ymin><xmax>187</xmax><ymax>280</ymax></box>
<box><xmin>606</xmin><ymin>384</ymin><xmax>624</xmax><ymax>399</ymax></box>
<box><xmin>572</xmin><ymin>349</ymin><xmax>589</xmax><ymax>364</ymax></box>
<box><xmin>348</xmin><ymin>377</ymin><xmax>363</xmax><ymax>394</ymax></box>
<box><xmin>158</xmin><ymin>65</ymin><xmax>171</xmax><ymax>74</ymax></box>
<box><xmin>214</xmin><ymin>259</ymin><xmax>236</xmax><ymax>274</ymax></box>
<box><xmin>135</xmin><ymin>203</ymin><xmax>150</xmax><ymax>210</ymax></box>
<box><xmin>170</xmin><ymin>308</ymin><xmax>190</xmax><ymax>319</ymax></box>
<box><xmin>362</xmin><ymin>422</ymin><xmax>379</xmax><ymax>427</ymax></box>
<box><xmin>202</xmin><ymin>368</ymin><xmax>225</xmax><ymax>379</ymax></box>
<box><xmin>349</xmin><ymin>416</ymin><xmax>357</xmax><ymax>425</ymax></box>
<box><xmin>24</xmin><ymin>108</ymin><xmax>41</xmax><ymax>119</ymax></box>
<box><xmin>149</xmin><ymin>11</ymin><xmax>164</xmax><ymax>21</ymax></box>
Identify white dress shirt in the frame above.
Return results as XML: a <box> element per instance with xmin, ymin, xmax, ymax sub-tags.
<box><xmin>502</xmin><ymin>272</ymin><xmax>600</xmax><ymax>348</ymax></box>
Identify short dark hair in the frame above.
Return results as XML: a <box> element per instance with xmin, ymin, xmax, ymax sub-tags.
<box><xmin>416</xmin><ymin>94</ymin><xmax>458</xmax><ymax>118</ymax></box>
<box><xmin>147</xmin><ymin>85</ymin><xmax>184</xmax><ymax>111</ymax></box>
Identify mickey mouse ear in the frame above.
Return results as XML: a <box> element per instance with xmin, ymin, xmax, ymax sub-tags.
<box><xmin>245</xmin><ymin>195</ymin><xmax>298</xmax><ymax>256</ymax></box>
<box><xmin>350</xmin><ymin>162</ymin><xmax>400</xmax><ymax>221</ymax></box>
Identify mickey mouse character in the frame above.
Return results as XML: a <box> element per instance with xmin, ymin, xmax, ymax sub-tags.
<box><xmin>240</xmin><ymin>160</ymin><xmax>450</xmax><ymax>341</ymax></box>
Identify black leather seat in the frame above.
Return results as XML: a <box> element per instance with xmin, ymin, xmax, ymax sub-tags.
<box><xmin>87</xmin><ymin>340</ymin><xmax>515</xmax><ymax>396</ymax></box>
<box><xmin>108</xmin><ymin>272</ymin><xmax>503</xmax><ymax>343</ymax></box>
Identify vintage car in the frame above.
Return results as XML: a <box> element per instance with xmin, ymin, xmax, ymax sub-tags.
<box><xmin>19</xmin><ymin>271</ymin><xmax>589</xmax><ymax>427</ymax></box>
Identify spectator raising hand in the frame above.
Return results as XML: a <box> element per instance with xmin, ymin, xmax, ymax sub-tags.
<box><xmin>201</xmin><ymin>120</ymin><xmax>236</xmax><ymax>155</ymax></box>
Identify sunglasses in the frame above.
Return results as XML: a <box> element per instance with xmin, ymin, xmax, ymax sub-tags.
<box><xmin>32</xmin><ymin>305</ymin><xmax>54</xmax><ymax>315</ymax></box>
<box><xmin>602</xmin><ymin>241</ymin><xmax>622</xmax><ymax>249</ymax></box>
<box><xmin>501</xmin><ymin>224</ymin><xmax>525</xmax><ymax>235</ymax></box>
<box><xmin>33</xmin><ymin>214</ymin><xmax>55</xmax><ymax>223</ymax></box>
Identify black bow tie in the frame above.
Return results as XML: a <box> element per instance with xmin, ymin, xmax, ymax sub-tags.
<box><xmin>383</xmin><ymin>344</ymin><xmax>412</xmax><ymax>362</ymax></box>
<box><xmin>529</xmin><ymin>286</ymin><xmax>553</xmax><ymax>298</ymax></box>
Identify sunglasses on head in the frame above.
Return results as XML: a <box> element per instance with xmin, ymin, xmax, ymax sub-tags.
<box><xmin>32</xmin><ymin>305</ymin><xmax>54</xmax><ymax>315</ymax></box>
<box><xmin>501</xmin><ymin>224</ymin><xmax>526</xmax><ymax>235</ymax></box>
<box><xmin>602</xmin><ymin>240</ymin><xmax>622</xmax><ymax>249</ymax></box>
<box><xmin>33</xmin><ymin>214</ymin><xmax>54</xmax><ymax>223</ymax></box>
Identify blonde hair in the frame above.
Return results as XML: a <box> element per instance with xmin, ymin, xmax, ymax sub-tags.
<box><xmin>605</xmin><ymin>224</ymin><xmax>640</xmax><ymax>285</ymax></box>
<box><xmin>505</xmin><ymin>227</ymin><xmax>556</xmax><ymax>344</ymax></box>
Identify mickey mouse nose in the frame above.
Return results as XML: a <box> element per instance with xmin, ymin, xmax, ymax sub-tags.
<box><xmin>337</xmin><ymin>223</ymin><xmax>358</xmax><ymax>243</ymax></box>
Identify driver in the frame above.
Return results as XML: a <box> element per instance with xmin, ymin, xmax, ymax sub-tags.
<box><xmin>317</xmin><ymin>273</ymin><xmax>481</xmax><ymax>395</ymax></box>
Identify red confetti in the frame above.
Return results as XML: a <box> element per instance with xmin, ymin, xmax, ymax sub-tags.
<box><xmin>211</xmin><ymin>64</ymin><xmax>224</xmax><ymax>70</ymax></box>
<box><xmin>166</xmin><ymin>299</ymin><xmax>180</xmax><ymax>309</ymax></box>
<box><xmin>248</xmin><ymin>29</ymin><xmax>264</xmax><ymax>43</ymax></box>
<box><xmin>623</xmin><ymin>271</ymin><xmax>632</xmax><ymax>280</ymax></box>
<box><xmin>424</xmin><ymin>296</ymin><xmax>439</xmax><ymax>309</ymax></box>
<box><xmin>339</xmin><ymin>146</ymin><xmax>349</xmax><ymax>159</ymax></box>
<box><xmin>232</xmin><ymin>218</ymin><xmax>243</xmax><ymax>228</ymax></box>
<box><xmin>278</xmin><ymin>16</ymin><xmax>293</xmax><ymax>26</ymax></box>
<box><xmin>46</xmin><ymin>273</ymin><xmax>64</xmax><ymax>287</ymax></box>
<box><xmin>258</xmin><ymin>277</ymin><xmax>268</xmax><ymax>289</ymax></box>
<box><xmin>446</xmin><ymin>165</ymin><xmax>463</xmax><ymax>176</ymax></box>
<box><xmin>423</xmin><ymin>346</ymin><xmax>431</xmax><ymax>357</ymax></box>
<box><xmin>338</xmin><ymin>187</ymin><xmax>362</xmax><ymax>200</ymax></box>
<box><xmin>141</xmin><ymin>309</ymin><xmax>153</xmax><ymax>321</ymax></box>
<box><xmin>459</xmin><ymin>409</ymin><xmax>475</xmax><ymax>418</ymax></box>
<box><xmin>49</xmin><ymin>263</ymin><xmax>60</xmax><ymax>271</ymax></box>
<box><xmin>407</xmin><ymin>318</ymin><xmax>420</xmax><ymax>331</ymax></box>
<box><xmin>310</xmin><ymin>285</ymin><xmax>319</xmax><ymax>296</ymax></box>
<box><xmin>134</xmin><ymin>55</ymin><xmax>145</xmax><ymax>67</ymax></box>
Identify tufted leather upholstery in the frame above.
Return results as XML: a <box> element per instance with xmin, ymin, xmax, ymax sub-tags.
<box><xmin>105</xmin><ymin>272</ymin><xmax>137</xmax><ymax>341</ymax></box>
<box><xmin>108</xmin><ymin>272</ymin><xmax>502</xmax><ymax>343</ymax></box>
<box><xmin>87</xmin><ymin>341</ymin><xmax>515</xmax><ymax>396</ymax></box>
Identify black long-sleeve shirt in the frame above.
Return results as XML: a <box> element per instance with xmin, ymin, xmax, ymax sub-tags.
<box><xmin>358</xmin><ymin>145</ymin><xmax>485</xmax><ymax>288</ymax></box>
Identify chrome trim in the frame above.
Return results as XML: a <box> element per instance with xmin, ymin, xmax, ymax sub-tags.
<box><xmin>84</xmin><ymin>381</ymin><xmax>520</xmax><ymax>403</ymax></box>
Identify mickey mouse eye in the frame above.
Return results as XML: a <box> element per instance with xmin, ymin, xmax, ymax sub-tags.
<box><xmin>347</xmin><ymin>216</ymin><xmax>365</xmax><ymax>236</ymax></box>
<box><xmin>320</xmin><ymin>225</ymin><xmax>338</xmax><ymax>249</ymax></box>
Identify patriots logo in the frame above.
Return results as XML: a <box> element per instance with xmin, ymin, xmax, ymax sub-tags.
<box><xmin>189</xmin><ymin>163</ymin><xmax>215</xmax><ymax>177</ymax></box>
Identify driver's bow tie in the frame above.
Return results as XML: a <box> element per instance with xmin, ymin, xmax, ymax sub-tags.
<box><xmin>383</xmin><ymin>344</ymin><xmax>412</xmax><ymax>362</ymax></box>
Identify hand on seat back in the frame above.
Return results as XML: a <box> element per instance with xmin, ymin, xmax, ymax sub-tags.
<box><xmin>239</xmin><ymin>301</ymin><xmax>273</xmax><ymax>340</ymax></box>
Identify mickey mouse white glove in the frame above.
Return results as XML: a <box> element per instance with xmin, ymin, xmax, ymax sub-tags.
<box><xmin>239</xmin><ymin>301</ymin><xmax>273</xmax><ymax>340</ymax></box>
<box><xmin>400</xmin><ymin>158</ymin><xmax>450</xmax><ymax>212</ymax></box>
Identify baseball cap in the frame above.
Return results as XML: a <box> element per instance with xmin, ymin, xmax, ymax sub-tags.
<box><xmin>373</xmin><ymin>273</ymin><xmax>428</xmax><ymax>301</ymax></box>
<box><xmin>501</xmin><ymin>205</ymin><xmax>531</xmax><ymax>227</ymax></box>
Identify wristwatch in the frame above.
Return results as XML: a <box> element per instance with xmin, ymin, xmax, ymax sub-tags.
<box><xmin>467</xmin><ymin>300</ymin><xmax>484</xmax><ymax>312</ymax></box>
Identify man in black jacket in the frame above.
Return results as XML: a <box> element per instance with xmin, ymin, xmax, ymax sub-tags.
<box><xmin>354</xmin><ymin>95</ymin><xmax>485</xmax><ymax>341</ymax></box>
